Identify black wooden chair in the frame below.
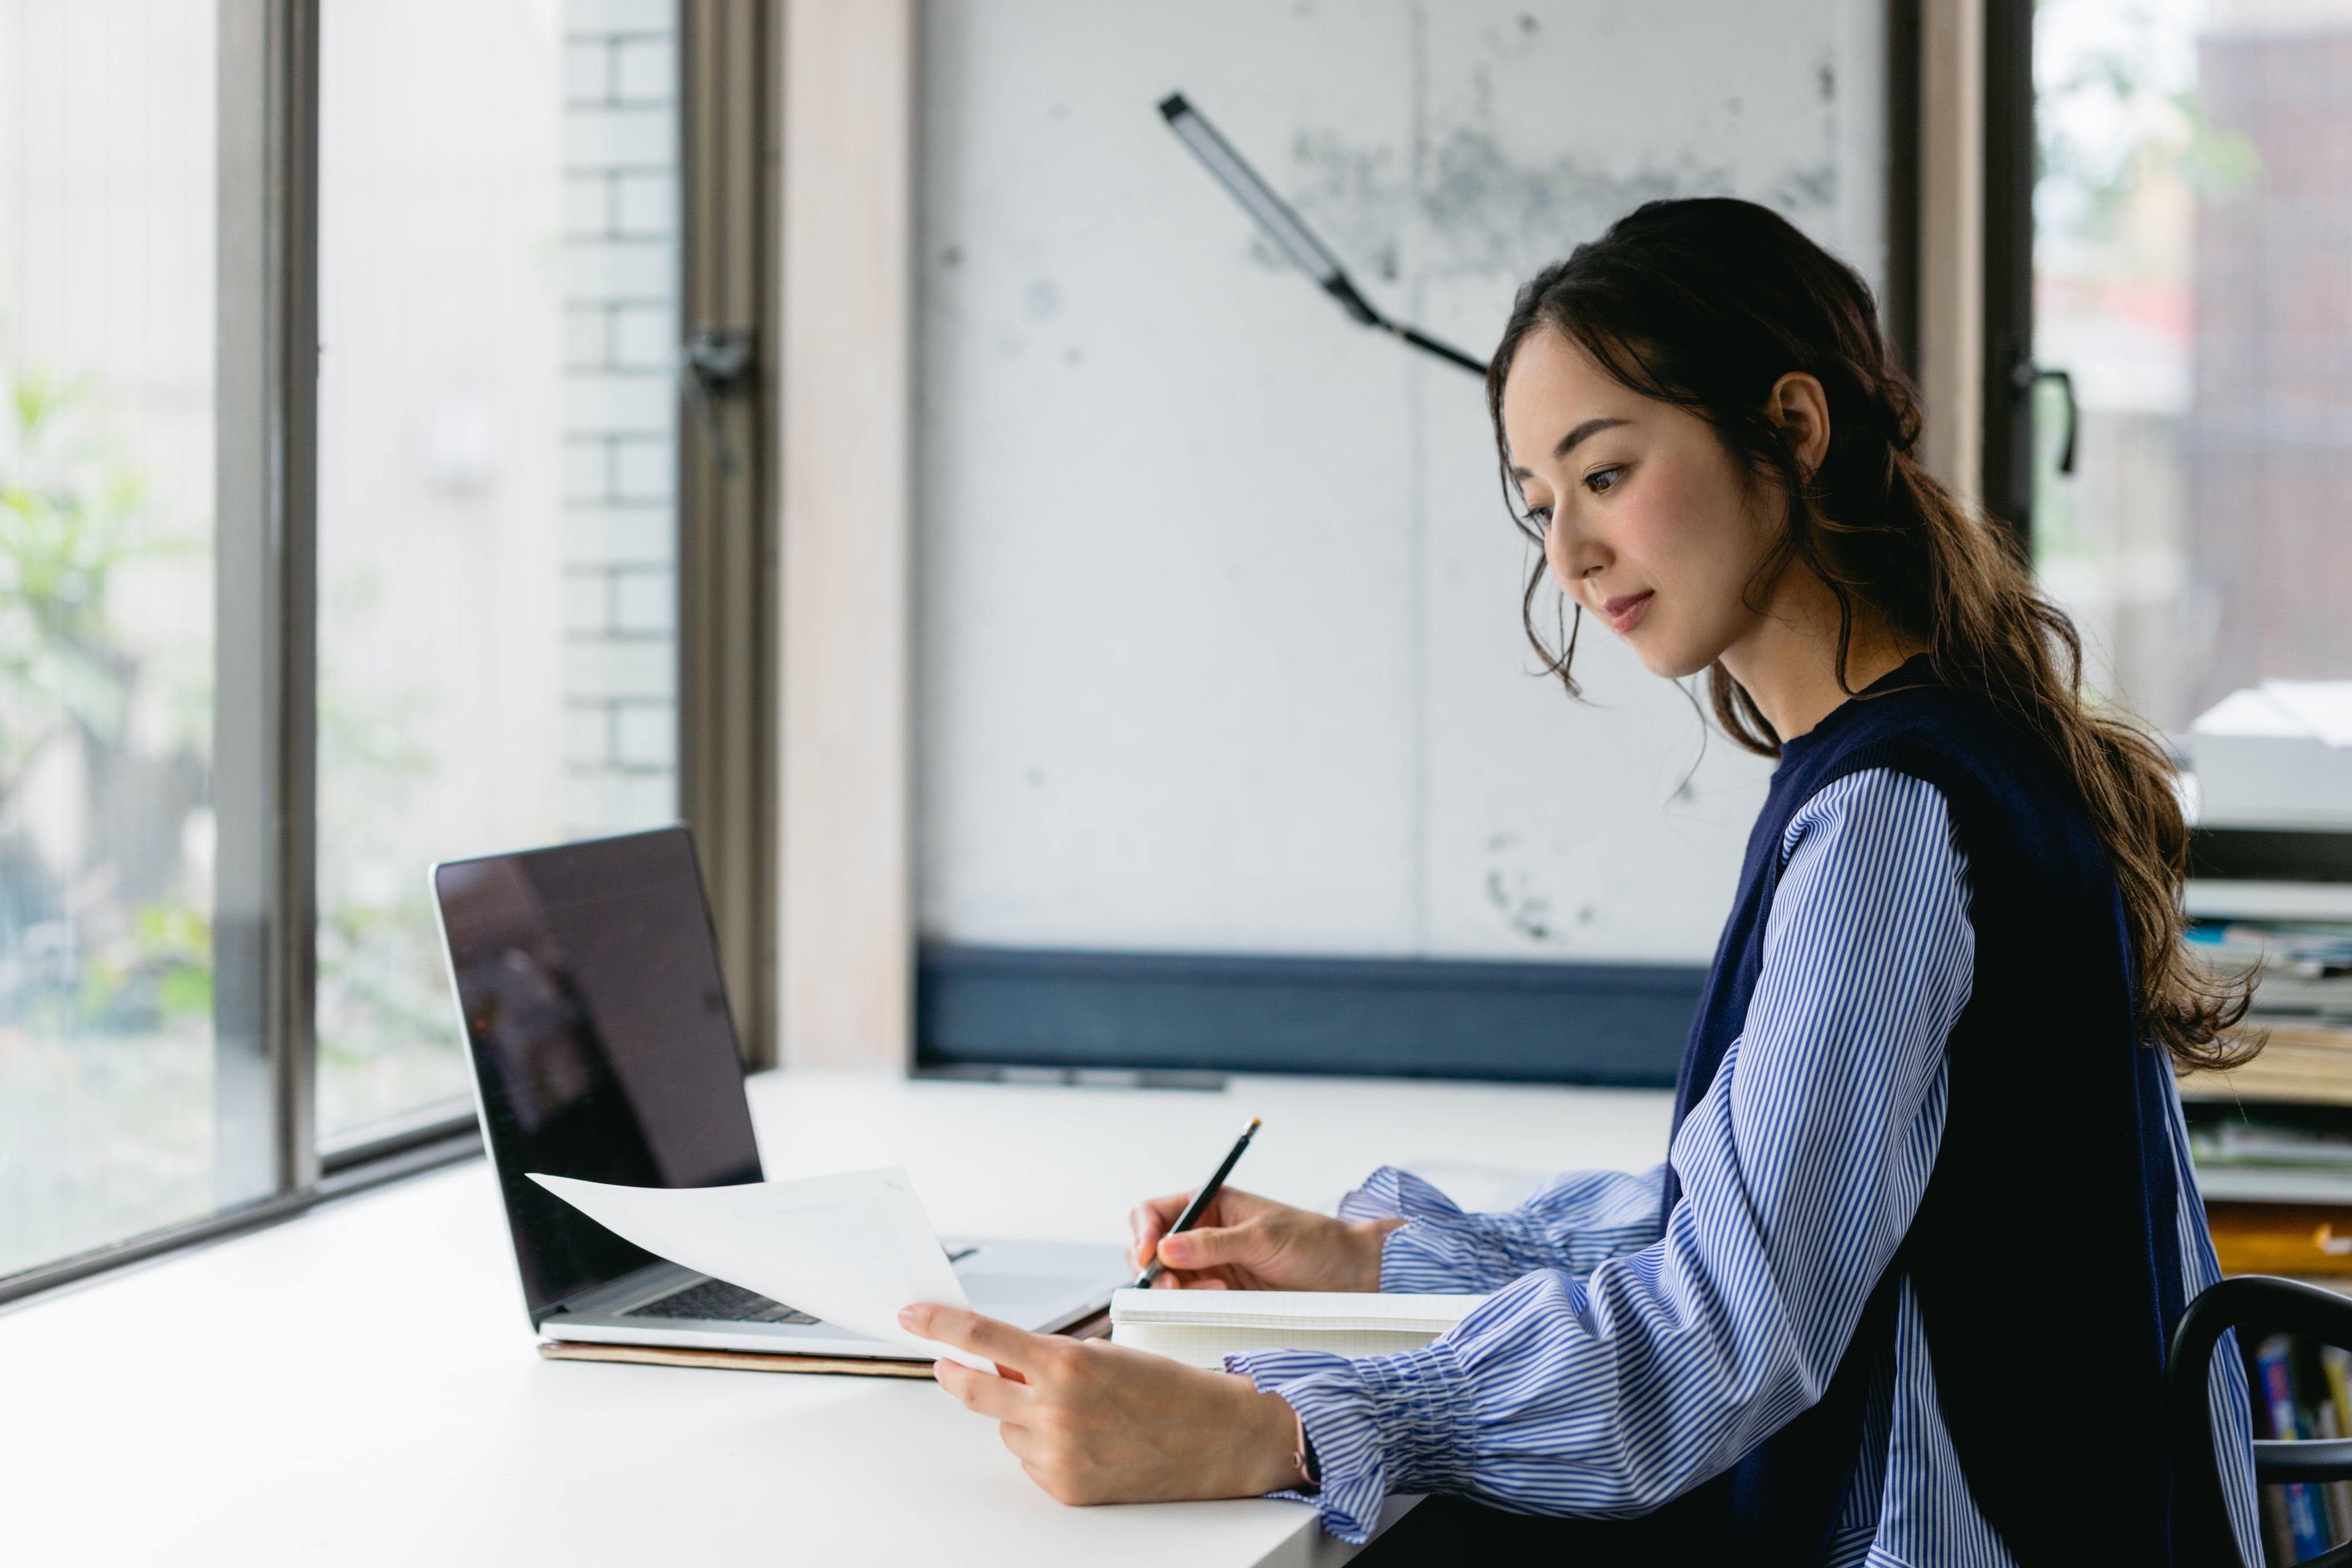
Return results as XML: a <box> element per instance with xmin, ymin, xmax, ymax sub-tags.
<box><xmin>2172</xmin><ymin>1276</ymin><xmax>2352</xmax><ymax>1567</ymax></box>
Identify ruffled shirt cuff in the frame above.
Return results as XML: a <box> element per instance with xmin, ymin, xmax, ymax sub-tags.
<box><xmin>1227</xmin><ymin>1341</ymin><xmax>1474</xmax><ymax>1544</ymax></box>
<box><xmin>1343</xmin><ymin>1164</ymin><xmax>1648</xmax><ymax>1291</ymax></box>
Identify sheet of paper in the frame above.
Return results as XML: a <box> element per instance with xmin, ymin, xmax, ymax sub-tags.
<box><xmin>527</xmin><ymin>1167</ymin><xmax>990</xmax><ymax>1370</ymax></box>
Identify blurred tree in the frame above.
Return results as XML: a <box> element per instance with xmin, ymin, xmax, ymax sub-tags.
<box><xmin>0</xmin><ymin>353</ymin><xmax>209</xmax><ymax>1030</ymax></box>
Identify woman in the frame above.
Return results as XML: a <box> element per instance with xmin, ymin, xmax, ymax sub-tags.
<box><xmin>901</xmin><ymin>198</ymin><xmax>2263</xmax><ymax>1566</ymax></box>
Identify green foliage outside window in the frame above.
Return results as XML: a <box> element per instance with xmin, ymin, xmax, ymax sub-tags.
<box><xmin>0</xmin><ymin>353</ymin><xmax>210</xmax><ymax>1035</ymax></box>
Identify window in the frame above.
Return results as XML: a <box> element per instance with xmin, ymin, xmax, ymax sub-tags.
<box><xmin>2034</xmin><ymin>0</ymin><xmax>2352</xmax><ymax>1139</ymax></box>
<box><xmin>0</xmin><ymin>0</ymin><xmax>232</xmax><ymax>1278</ymax></box>
<box><xmin>0</xmin><ymin>0</ymin><xmax>760</xmax><ymax>1303</ymax></box>
<box><xmin>314</xmin><ymin>0</ymin><xmax>681</xmax><ymax>1144</ymax></box>
<box><xmin>2037</xmin><ymin>28</ymin><xmax>2352</xmax><ymax>1520</ymax></box>
<box><xmin>2034</xmin><ymin>0</ymin><xmax>2352</xmax><ymax>778</ymax></box>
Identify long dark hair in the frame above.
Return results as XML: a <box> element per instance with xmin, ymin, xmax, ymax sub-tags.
<box><xmin>1485</xmin><ymin>197</ymin><xmax>2251</xmax><ymax>1071</ymax></box>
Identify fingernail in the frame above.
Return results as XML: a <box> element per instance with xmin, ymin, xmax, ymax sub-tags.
<box><xmin>898</xmin><ymin>1306</ymin><xmax>919</xmax><ymax>1328</ymax></box>
<box><xmin>1162</xmin><ymin>1237</ymin><xmax>1187</xmax><ymax>1261</ymax></box>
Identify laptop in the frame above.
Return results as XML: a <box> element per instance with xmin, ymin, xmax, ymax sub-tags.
<box><xmin>432</xmin><ymin>826</ymin><xmax>1128</xmax><ymax>1360</ymax></box>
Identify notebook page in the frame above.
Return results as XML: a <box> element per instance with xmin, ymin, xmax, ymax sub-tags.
<box><xmin>1109</xmin><ymin>1288</ymin><xmax>1489</xmax><ymax>1332</ymax></box>
<box><xmin>1117</xmin><ymin>1322</ymin><xmax>1449</xmax><ymax>1368</ymax></box>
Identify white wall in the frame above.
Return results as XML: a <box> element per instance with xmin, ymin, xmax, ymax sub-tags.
<box><xmin>918</xmin><ymin>0</ymin><xmax>1888</xmax><ymax>966</ymax></box>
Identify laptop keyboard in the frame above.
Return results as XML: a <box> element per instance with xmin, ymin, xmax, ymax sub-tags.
<box><xmin>621</xmin><ymin>1248</ymin><xmax>983</xmax><ymax>1327</ymax></box>
<box><xmin>625</xmin><ymin>1278</ymin><xmax>818</xmax><ymax>1325</ymax></box>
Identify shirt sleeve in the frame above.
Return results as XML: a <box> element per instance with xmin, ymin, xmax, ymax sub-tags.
<box><xmin>1231</xmin><ymin>768</ymin><xmax>1975</xmax><ymax>1542</ymax></box>
<box><xmin>1336</xmin><ymin>1163</ymin><xmax>1668</xmax><ymax>1292</ymax></box>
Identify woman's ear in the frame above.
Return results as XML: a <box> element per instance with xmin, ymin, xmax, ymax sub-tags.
<box><xmin>1765</xmin><ymin>372</ymin><xmax>1832</xmax><ymax>477</ymax></box>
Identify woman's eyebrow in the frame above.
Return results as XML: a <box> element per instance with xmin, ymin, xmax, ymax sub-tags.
<box><xmin>1553</xmin><ymin>417</ymin><xmax>1630</xmax><ymax>459</ymax></box>
<box><xmin>1509</xmin><ymin>417</ymin><xmax>1634</xmax><ymax>481</ymax></box>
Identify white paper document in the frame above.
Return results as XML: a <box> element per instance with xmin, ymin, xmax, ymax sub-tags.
<box><xmin>527</xmin><ymin>1167</ymin><xmax>991</xmax><ymax>1369</ymax></box>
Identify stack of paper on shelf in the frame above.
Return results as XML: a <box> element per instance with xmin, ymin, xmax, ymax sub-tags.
<box><xmin>2184</xmin><ymin>1023</ymin><xmax>2352</xmax><ymax>1107</ymax></box>
<box><xmin>2179</xmin><ymin>919</ymin><xmax>2352</xmax><ymax>1107</ymax></box>
<box><xmin>2190</xmin><ymin>682</ymin><xmax>2352</xmax><ymax>830</ymax></box>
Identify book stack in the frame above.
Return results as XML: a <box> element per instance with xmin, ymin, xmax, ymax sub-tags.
<box><xmin>2252</xmin><ymin>1333</ymin><xmax>2352</xmax><ymax>1563</ymax></box>
<box><xmin>2179</xmin><ymin>920</ymin><xmax>2352</xmax><ymax>1106</ymax></box>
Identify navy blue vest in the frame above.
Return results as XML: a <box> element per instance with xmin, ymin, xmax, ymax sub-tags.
<box><xmin>1649</xmin><ymin>660</ymin><xmax>2192</xmax><ymax>1564</ymax></box>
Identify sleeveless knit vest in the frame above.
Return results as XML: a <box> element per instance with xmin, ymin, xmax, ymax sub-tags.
<box><xmin>1646</xmin><ymin>659</ymin><xmax>2191</xmax><ymax>1564</ymax></box>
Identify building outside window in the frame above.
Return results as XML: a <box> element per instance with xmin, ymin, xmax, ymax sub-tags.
<box><xmin>2036</xmin><ymin>0</ymin><xmax>2352</xmax><ymax>786</ymax></box>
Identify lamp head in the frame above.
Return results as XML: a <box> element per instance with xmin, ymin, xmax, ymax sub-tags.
<box><xmin>1158</xmin><ymin>94</ymin><xmax>1345</xmax><ymax>287</ymax></box>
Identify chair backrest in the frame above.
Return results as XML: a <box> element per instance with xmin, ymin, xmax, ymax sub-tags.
<box><xmin>2169</xmin><ymin>1274</ymin><xmax>2352</xmax><ymax>1568</ymax></box>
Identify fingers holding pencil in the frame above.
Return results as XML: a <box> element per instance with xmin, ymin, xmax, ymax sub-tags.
<box><xmin>1129</xmin><ymin>1188</ymin><xmax>1273</xmax><ymax>1289</ymax></box>
<box><xmin>1131</xmin><ymin>1118</ymin><xmax>1261</xmax><ymax>1289</ymax></box>
<box><xmin>1125</xmin><ymin>1185</ymin><xmax>1405</xmax><ymax>1294</ymax></box>
<box><xmin>1128</xmin><ymin>1188</ymin><xmax>1239</xmax><ymax>1274</ymax></box>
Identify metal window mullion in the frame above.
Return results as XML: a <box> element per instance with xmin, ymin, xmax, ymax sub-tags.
<box><xmin>679</xmin><ymin>0</ymin><xmax>778</xmax><ymax>1070</ymax></box>
<box><xmin>1980</xmin><ymin>0</ymin><xmax>2035</xmax><ymax>548</ymax></box>
<box><xmin>214</xmin><ymin>0</ymin><xmax>320</xmax><ymax>1207</ymax></box>
<box><xmin>1883</xmin><ymin>0</ymin><xmax>1922</xmax><ymax>377</ymax></box>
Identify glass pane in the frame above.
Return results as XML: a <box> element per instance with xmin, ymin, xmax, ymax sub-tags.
<box><xmin>2035</xmin><ymin>0</ymin><xmax>2352</xmax><ymax>782</ymax></box>
<box><xmin>2044</xmin><ymin>5</ymin><xmax>2352</xmax><ymax>1257</ymax></box>
<box><xmin>0</xmin><ymin>2</ymin><xmax>220</xmax><ymax>1275</ymax></box>
<box><xmin>315</xmin><ymin>0</ymin><xmax>680</xmax><ymax>1144</ymax></box>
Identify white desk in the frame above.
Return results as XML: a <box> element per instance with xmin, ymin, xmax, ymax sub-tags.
<box><xmin>0</xmin><ymin>1070</ymin><xmax>1672</xmax><ymax>1567</ymax></box>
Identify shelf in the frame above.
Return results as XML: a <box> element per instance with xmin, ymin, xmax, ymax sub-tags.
<box><xmin>2190</xmin><ymin>826</ymin><xmax>2352</xmax><ymax>883</ymax></box>
<box><xmin>2195</xmin><ymin>1163</ymin><xmax>2352</xmax><ymax>1205</ymax></box>
<box><xmin>2185</xmin><ymin>880</ymin><xmax>2352</xmax><ymax>922</ymax></box>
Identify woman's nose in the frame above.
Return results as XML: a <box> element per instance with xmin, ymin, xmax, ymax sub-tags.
<box><xmin>1545</xmin><ymin>521</ymin><xmax>1607</xmax><ymax>595</ymax></box>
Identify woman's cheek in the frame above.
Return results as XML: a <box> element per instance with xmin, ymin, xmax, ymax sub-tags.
<box><xmin>1620</xmin><ymin>469</ymin><xmax>1730</xmax><ymax>603</ymax></box>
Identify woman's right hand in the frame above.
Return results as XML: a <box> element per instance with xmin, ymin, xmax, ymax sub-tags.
<box><xmin>1127</xmin><ymin>1186</ymin><xmax>1404</xmax><ymax>1293</ymax></box>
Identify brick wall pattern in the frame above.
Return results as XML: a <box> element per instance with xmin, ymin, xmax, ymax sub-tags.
<box><xmin>560</xmin><ymin>0</ymin><xmax>679</xmax><ymax>839</ymax></box>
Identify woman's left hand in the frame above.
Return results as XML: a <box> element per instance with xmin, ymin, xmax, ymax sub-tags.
<box><xmin>900</xmin><ymin>1302</ymin><xmax>1305</xmax><ymax>1505</ymax></box>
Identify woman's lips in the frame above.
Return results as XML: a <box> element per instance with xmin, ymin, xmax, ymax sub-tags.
<box><xmin>1600</xmin><ymin>590</ymin><xmax>1654</xmax><ymax>635</ymax></box>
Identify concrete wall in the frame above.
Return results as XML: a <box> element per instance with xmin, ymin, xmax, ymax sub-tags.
<box><xmin>916</xmin><ymin>0</ymin><xmax>1890</xmax><ymax>968</ymax></box>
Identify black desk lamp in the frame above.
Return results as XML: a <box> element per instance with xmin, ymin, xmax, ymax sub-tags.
<box><xmin>1158</xmin><ymin>92</ymin><xmax>1490</xmax><ymax>378</ymax></box>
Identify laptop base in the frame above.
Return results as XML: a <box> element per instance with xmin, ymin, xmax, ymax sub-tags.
<box><xmin>537</xmin><ymin>1341</ymin><xmax>941</xmax><ymax>1376</ymax></box>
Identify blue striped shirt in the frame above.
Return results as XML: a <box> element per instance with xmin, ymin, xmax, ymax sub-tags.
<box><xmin>1230</xmin><ymin>769</ymin><xmax>2263</xmax><ymax>1562</ymax></box>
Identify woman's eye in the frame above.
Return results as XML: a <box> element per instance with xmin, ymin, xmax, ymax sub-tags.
<box><xmin>1526</xmin><ymin>504</ymin><xmax>1553</xmax><ymax>527</ymax></box>
<box><xmin>1585</xmin><ymin>466</ymin><xmax>1623</xmax><ymax>494</ymax></box>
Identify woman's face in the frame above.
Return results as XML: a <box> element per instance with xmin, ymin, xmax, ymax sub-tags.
<box><xmin>1499</xmin><ymin>327</ymin><xmax>1781</xmax><ymax>681</ymax></box>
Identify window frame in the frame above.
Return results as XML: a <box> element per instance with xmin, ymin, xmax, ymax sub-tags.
<box><xmin>1889</xmin><ymin>0</ymin><xmax>2035</xmax><ymax>540</ymax></box>
<box><xmin>1981</xmin><ymin>0</ymin><xmax>2035</xmax><ymax>546</ymax></box>
<box><xmin>680</xmin><ymin>0</ymin><xmax>780</xmax><ymax>1072</ymax></box>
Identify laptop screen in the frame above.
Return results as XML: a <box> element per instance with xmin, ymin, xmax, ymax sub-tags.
<box><xmin>433</xmin><ymin>827</ymin><xmax>763</xmax><ymax>1321</ymax></box>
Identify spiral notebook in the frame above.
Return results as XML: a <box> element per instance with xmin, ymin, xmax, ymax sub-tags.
<box><xmin>1108</xmin><ymin>1289</ymin><xmax>1489</xmax><ymax>1368</ymax></box>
